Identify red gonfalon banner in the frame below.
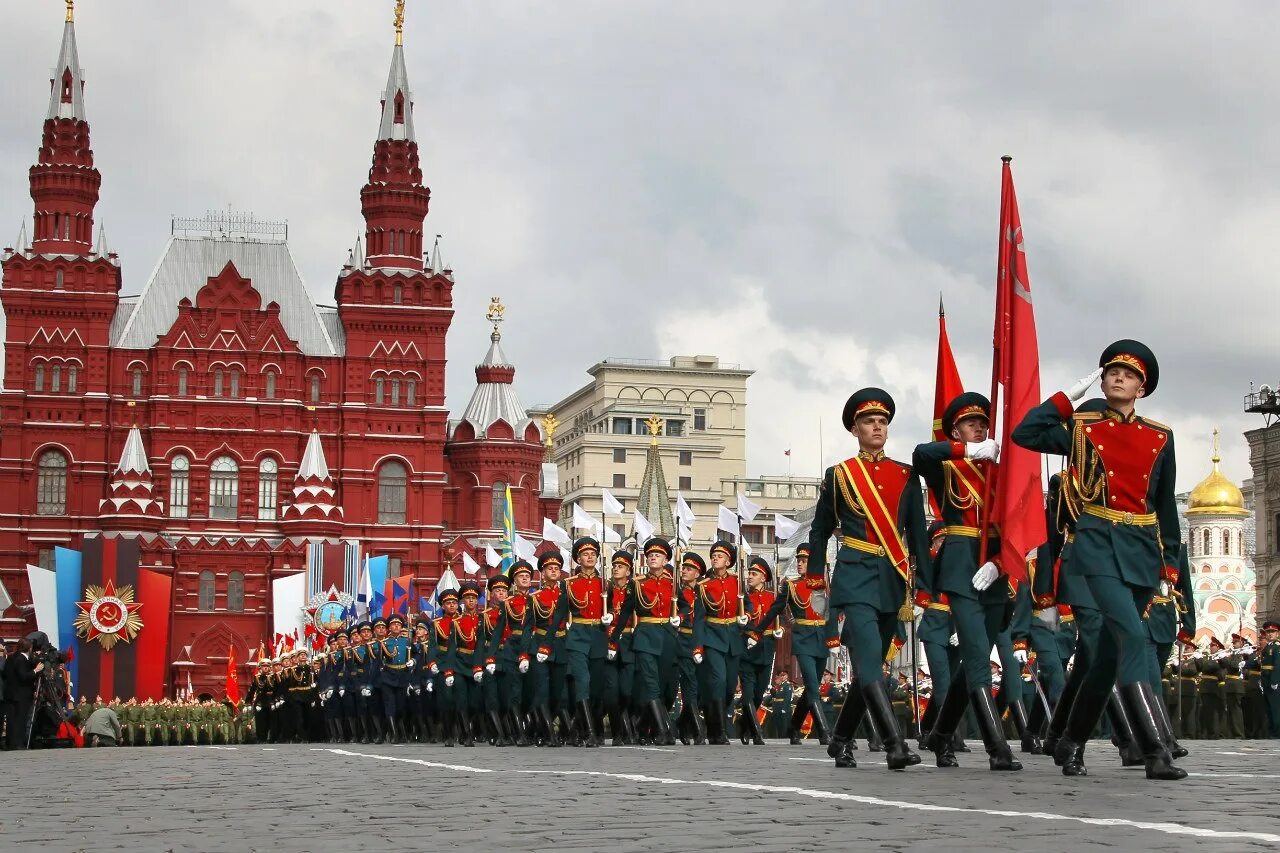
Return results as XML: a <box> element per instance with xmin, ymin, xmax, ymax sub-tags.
<box><xmin>74</xmin><ymin>537</ymin><xmax>171</xmax><ymax>701</ymax></box>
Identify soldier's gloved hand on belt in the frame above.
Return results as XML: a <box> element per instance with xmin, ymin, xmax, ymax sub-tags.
<box><xmin>736</xmin><ymin>615</ymin><xmax>749</xmax><ymax>626</ymax></box>
<box><xmin>971</xmin><ymin>561</ymin><xmax>999</xmax><ymax>591</ymax></box>
<box><xmin>601</xmin><ymin>613</ymin><xmax>614</xmax><ymax>626</ymax></box>
<box><xmin>669</xmin><ymin>616</ymin><xmax>682</xmax><ymax>628</ymax></box>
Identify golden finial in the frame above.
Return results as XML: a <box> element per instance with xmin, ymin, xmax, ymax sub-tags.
<box><xmin>542</xmin><ymin>413</ymin><xmax>559</xmax><ymax>448</ymax></box>
<box><xmin>66</xmin><ymin>0</ymin><xmax>75</xmax><ymax>23</ymax></box>
<box><xmin>486</xmin><ymin>296</ymin><xmax>506</xmax><ymax>335</ymax></box>
<box><xmin>644</xmin><ymin>415</ymin><xmax>664</xmax><ymax>446</ymax></box>
<box><xmin>1211</xmin><ymin>427</ymin><xmax>1221</xmax><ymax>467</ymax></box>
<box><xmin>394</xmin><ymin>0</ymin><xmax>406</xmax><ymax>46</ymax></box>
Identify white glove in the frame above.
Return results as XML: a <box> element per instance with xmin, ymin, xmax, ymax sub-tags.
<box><xmin>429</xmin><ymin>663</ymin><xmax>439</xmax><ymax>675</ymax></box>
<box><xmin>406</xmin><ymin>658</ymin><xmax>415</xmax><ymax>668</ymax></box>
<box><xmin>473</xmin><ymin>671</ymin><xmax>483</xmax><ymax>683</ymax></box>
<box><xmin>746</xmin><ymin>638</ymin><xmax>758</xmax><ymax>650</ymax></box>
<box><xmin>912</xmin><ymin>605</ymin><xmax>924</xmax><ymax>618</ymax></box>
<box><xmin>607</xmin><ymin>649</ymin><xmax>617</xmax><ymax>661</ymax></box>
<box><xmin>518</xmin><ymin>659</ymin><xmax>530</xmax><ymax>674</ymax></box>
<box><xmin>1066</xmin><ymin>367</ymin><xmax>1103</xmax><ymax>402</ymax></box>
<box><xmin>426</xmin><ymin>681</ymin><xmax>434</xmax><ymax>693</ymax></box>
<box><xmin>971</xmin><ymin>561</ymin><xmax>999</xmax><ymax>591</ymax></box>
<box><xmin>669</xmin><ymin>615</ymin><xmax>682</xmax><ymax>628</ymax></box>
<box><xmin>736</xmin><ymin>614</ymin><xmax>749</xmax><ymax>626</ymax></box>
<box><xmin>966</xmin><ymin>439</ymin><xmax>999</xmax><ymax>462</ymax></box>
<box><xmin>600</xmin><ymin>613</ymin><xmax>614</xmax><ymax>626</ymax></box>
<box><xmin>772</xmin><ymin>627</ymin><xmax>784</xmax><ymax>639</ymax></box>
<box><xmin>1014</xmin><ymin>649</ymin><xmax>1029</xmax><ymax>665</ymax></box>
<box><xmin>536</xmin><ymin>652</ymin><xmax>548</xmax><ymax>664</ymax></box>
<box><xmin>444</xmin><ymin>675</ymin><xmax>454</xmax><ymax>687</ymax></box>
<box><xmin>338</xmin><ymin>688</ymin><xmax>345</xmax><ymax>697</ymax></box>
<box><xmin>693</xmin><ymin>653</ymin><xmax>704</xmax><ymax>665</ymax></box>
<box><xmin>948</xmin><ymin>633</ymin><xmax>959</xmax><ymax>647</ymax></box>
<box><xmin>485</xmin><ymin>663</ymin><xmax>496</xmax><ymax>675</ymax></box>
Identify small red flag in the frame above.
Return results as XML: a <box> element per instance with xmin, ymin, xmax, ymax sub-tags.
<box><xmin>225</xmin><ymin>643</ymin><xmax>240</xmax><ymax>705</ymax></box>
<box><xmin>932</xmin><ymin>297</ymin><xmax>965</xmax><ymax>443</ymax></box>
<box><xmin>988</xmin><ymin>158</ymin><xmax>1046</xmax><ymax>586</ymax></box>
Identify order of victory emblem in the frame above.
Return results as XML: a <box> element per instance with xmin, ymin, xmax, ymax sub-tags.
<box><xmin>74</xmin><ymin>579</ymin><xmax>144</xmax><ymax>650</ymax></box>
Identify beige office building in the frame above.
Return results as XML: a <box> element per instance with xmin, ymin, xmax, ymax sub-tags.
<box><xmin>532</xmin><ymin>356</ymin><xmax>819</xmax><ymax>548</ymax></box>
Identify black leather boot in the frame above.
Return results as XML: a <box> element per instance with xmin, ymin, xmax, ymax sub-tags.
<box><xmin>789</xmin><ymin>696</ymin><xmax>809</xmax><ymax>745</ymax></box>
<box><xmin>1009</xmin><ymin>699</ymin><xmax>1042</xmax><ymax>754</ymax></box>
<box><xmin>442</xmin><ymin>711</ymin><xmax>456</xmax><ymax>747</ymax></box>
<box><xmin>926</xmin><ymin>671</ymin><xmax>969</xmax><ymax>768</ymax></box>
<box><xmin>1153</xmin><ymin>696</ymin><xmax>1187</xmax><ymax>758</ymax></box>
<box><xmin>368</xmin><ymin>715</ymin><xmax>385</xmax><ymax>745</ymax></box>
<box><xmin>708</xmin><ymin>700</ymin><xmax>730</xmax><ymax>745</ymax></box>
<box><xmin>862</xmin><ymin>681</ymin><xmax>919</xmax><ymax>770</ymax></box>
<box><xmin>490</xmin><ymin>711</ymin><xmax>511</xmax><ymax>747</ymax></box>
<box><xmin>539</xmin><ymin>706</ymin><xmax>561</xmax><ymax>747</ymax></box>
<box><xmin>649</xmin><ymin>700</ymin><xmax>676</xmax><ymax>746</ymax></box>
<box><xmin>826</xmin><ymin>689</ymin><xmax>864</xmax><ymax>764</ymax></box>
<box><xmin>1118</xmin><ymin>683</ymin><xmax>1186</xmax><ymax>781</ymax></box>
<box><xmin>578</xmin><ymin>701</ymin><xmax>601</xmax><ymax>748</ymax></box>
<box><xmin>1043</xmin><ymin>661</ymin><xmax>1085</xmax><ymax>760</ymax></box>
<box><xmin>691</xmin><ymin>705</ymin><xmax>708</xmax><ymax>745</ymax></box>
<box><xmin>810</xmin><ymin>702</ymin><xmax>833</xmax><ymax>747</ymax></box>
<box><xmin>743</xmin><ymin>704</ymin><xmax>767</xmax><ymax>746</ymax></box>
<box><xmin>971</xmin><ymin>688</ymin><xmax>1022</xmax><ymax>771</ymax></box>
<box><xmin>1105</xmin><ymin>687</ymin><xmax>1144</xmax><ymax>767</ymax></box>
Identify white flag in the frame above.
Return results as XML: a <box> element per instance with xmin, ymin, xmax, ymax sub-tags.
<box><xmin>633</xmin><ymin>509</ymin><xmax>655</xmax><ymax>544</ymax></box>
<box><xmin>736</xmin><ymin>491</ymin><xmax>762</xmax><ymax>522</ymax></box>
<box><xmin>542</xmin><ymin>517</ymin><xmax>572</xmax><ymax>549</ymax></box>
<box><xmin>675</xmin><ymin>494</ymin><xmax>695</xmax><ymax>527</ymax></box>
<box><xmin>600</xmin><ymin>523</ymin><xmax>622</xmax><ymax>545</ymax></box>
<box><xmin>572</xmin><ymin>503</ymin><xmax>596</xmax><ymax>531</ymax></box>
<box><xmin>515</xmin><ymin>534</ymin><xmax>537</xmax><ymax>560</ymax></box>
<box><xmin>743</xmin><ymin>540</ymin><xmax>753</xmax><ymax>556</ymax></box>
<box><xmin>0</xmin><ymin>577</ymin><xmax>13</xmax><ymax>614</ymax></box>
<box><xmin>601</xmin><ymin>489</ymin><xmax>625</xmax><ymax>516</ymax></box>
<box><xmin>462</xmin><ymin>552</ymin><xmax>482</xmax><ymax>575</ymax></box>
<box><xmin>774</xmin><ymin>513</ymin><xmax>801</xmax><ymax>540</ymax></box>
<box><xmin>717</xmin><ymin>505</ymin><xmax>740</xmax><ymax>537</ymax></box>
<box><xmin>484</xmin><ymin>544</ymin><xmax>502</xmax><ymax>568</ymax></box>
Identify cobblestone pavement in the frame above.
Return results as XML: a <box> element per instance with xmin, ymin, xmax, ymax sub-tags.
<box><xmin>1</xmin><ymin>739</ymin><xmax>1278</xmax><ymax>852</ymax></box>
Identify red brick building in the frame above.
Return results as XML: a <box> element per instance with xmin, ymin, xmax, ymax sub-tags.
<box><xmin>0</xmin><ymin>13</ymin><xmax>558</xmax><ymax>695</ymax></box>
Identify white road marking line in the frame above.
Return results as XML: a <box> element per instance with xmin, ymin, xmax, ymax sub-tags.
<box><xmin>601</xmin><ymin>746</ymin><xmax>678</xmax><ymax>754</ymax></box>
<box><xmin>1188</xmin><ymin>772</ymin><xmax>1280</xmax><ymax>779</ymax></box>
<box><xmin>319</xmin><ymin>748</ymin><xmax>1280</xmax><ymax>843</ymax></box>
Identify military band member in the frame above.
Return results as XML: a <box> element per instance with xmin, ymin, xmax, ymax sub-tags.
<box><xmin>284</xmin><ymin>649</ymin><xmax>315</xmax><ymax>744</ymax></box>
<box><xmin>809</xmin><ymin>388</ymin><xmax>926</xmax><ymax>771</ymax></box>
<box><xmin>610</xmin><ymin>537</ymin><xmax>680</xmax><ymax>745</ymax></box>
<box><xmin>674</xmin><ymin>551</ymin><xmax>707</xmax><ymax>745</ymax></box>
<box><xmin>555</xmin><ymin>536</ymin><xmax>609</xmax><ymax>747</ymax></box>
<box><xmin>530</xmin><ymin>551</ymin><xmax>569</xmax><ymax>746</ymax></box>
<box><xmin>488</xmin><ymin>559</ymin><xmax>534</xmax><ymax>746</ymax></box>
<box><xmin>480</xmin><ymin>574</ymin><xmax>513</xmax><ymax>746</ymax></box>
<box><xmin>695</xmin><ymin>539</ymin><xmax>748</xmax><ymax>746</ymax></box>
<box><xmin>1012</xmin><ymin>340</ymin><xmax>1185</xmax><ymax>780</ymax></box>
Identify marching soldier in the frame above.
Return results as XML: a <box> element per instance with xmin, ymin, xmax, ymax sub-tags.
<box><xmin>1261</xmin><ymin>621</ymin><xmax>1280</xmax><ymax>736</ymax></box>
<box><xmin>914</xmin><ymin>391</ymin><xmax>1021</xmax><ymax>772</ymax></box>
<box><xmin>480</xmin><ymin>573</ymin><xmax>513</xmax><ymax>746</ymax></box>
<box><xmin>488</xmin><ymin>559</ymin><xmax>534</xmax><ymax>746</ymax></box>
<box><xmin>917</xmin><ymin>524</ymin><xmax>962</xmax><ymax>752</ymax></box>
<box><xmin>377</xmin><ymin>614</ymin><xmax>412</xmax><ymax>743</ymax></box>
<box><xmin>694</xmin><ymin>539</ymin><xmax>748</xmax><ymax>745</ymax></box>
<box><xmin>356</xmin><ymin>621</ymin><xmax>385</xmax><ymax>744</ymax></box>
<box><xmin>248</xmin><ymin>658</ymin><xmax>273</xmax><ymax>743</ymax></box>
<box><xmin>601</xmin><ymin>551</ymin><xmax>639</xmax><ymax>744</ymax></box>
<box><xmin>530</xmin><ymin>551</ymin><xmax>569</xmax><ymax>746</ymax></box>
<box><xmin>611</xmin><ymin>537</ymin><xmax>681</xmax><ymax>745</ymax></box>
<box><xmin>738</xmin><ymin>555</ymin><xmax>777</xmax><ymax>746</ymax></box>
<box><xmin>432</xmin><ymin>589</ymin><xmax>464</xmax><ymax>746</ymax></box>
<box><xmin>1223</xmin><ymin>632</ymin><xmax>1248</xmax><ymax>739</ymax></box>
<box><xmin>751</xmin><ymin>543</ymin><xmax>839</xmax><ymax>746</ymax></box>
<box><xmin>454</xmin><ymin>581</ymin><xmax>486</xmax><ymax>746</ymax></box>
<box><xmin>673</xmin><ymin>551</ymin><xmax>707</xmax><ymax>745</ymax></box>
<box><xmin>1013</xmin><ymin>340</ymin><xmax>1185</xmax><ymax>780</ymax></box>
<box><xmin>316</xmin><ymin>636</ymin><xmax>341</xmax><ymax>743</ymax></box>
<box><xmin>410</xmin><ymin>615</ymin><xmax>438</xmax><ymax>742</ymax></box>
<box><xmin>555</xmin><ymin>537</ymin><xmax>609</xmax><ymax>747</ymax></box>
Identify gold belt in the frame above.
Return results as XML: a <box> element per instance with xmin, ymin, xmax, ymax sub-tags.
<box><xmin>574</xmin><ymin>619</ymin><xmax>603</xmax><ymax>626</ymax></box>
<box><xmin>679</xmin><ymin>627</ymin><xmax>693</xmax><ymax>635</ymax></box>
<box><xmin>1065</xmin><ymin>533</ymin><xmax>1076</xmax><ymax>544</ymax></box>
<box><xmin>927</xmin><ymin>603</ymin><xmax>951</xmax><ymax>612</ymax></box>
<box><xmin>385</xmin><ymin>663</ymin><xmax>407</xmax><ymax>670</ymax></box>
<box><xmin>509</xmin><ymin>631</ymin><xmax>524</xmax><ymax>637</ymax></box>
<box><xmin>436</xmin><ymin>645</ymin><xmax>449</xmax><ymax>654</ymax></box>
<box><xmin>938</xmin><ymin>525</ymin><xmax>980</xmax><ymax>538</ymax></box>
<box><xmin>1180</xmin><ymin>676</ymin><xmax>1198</xmax><ymax>681</ymax></box>
<box><xmin>1226</xmin><ymin>674</ymin><xmax>1242</xmax><ymax>680</ymax></box>
<box><xmin>707</xmin><ymin>616</ymin><xmax>737</xmax><ymax>625</ymax></box>
<box><xmin>639</xmin><ymin>617</ymin><xmax>669</xmax><ymax>624</ymax></box>
<box><xmin>841</xmin><ymin>536</ymin><xmax>885</xmax><ymax>556</ymax></box>
<box><xmin>795</xmin><ymin>618</ymin><xmax>825</xmax><ymax>626</ymax></box>
<box><xmin>1082</xmin><ymin>504</ymin><xmax>1157</xmax><ymax>526</ymax></box>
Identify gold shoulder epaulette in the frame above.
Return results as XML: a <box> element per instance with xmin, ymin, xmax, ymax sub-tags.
<box><xmin>1072</xmin><ymin>411</ymin><xmax>1104</xmax><ymax>423</ymax></box>
<box><xmin>1140</xmin><ymin>416</ymin><xmax>1171</xmax><ymax>432</ymax></box>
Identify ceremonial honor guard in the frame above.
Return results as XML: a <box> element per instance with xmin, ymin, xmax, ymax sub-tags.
<box><xmin>488</xmin><ymin>559</ymin><xmax>534</xmax><ymax>746</ymax></box>
<box><xmin>737</xmin><ymin>556</ymin><xmax>778</xmax><ymax>746</ymax></box>
<box><xmin>915</xmin><ymin>525</ymin><xmax>961</xmax><ymax>751</ymax></box>
<box><xmin>454</xmin><ymin>582</ymin><xmax>486</xmax><ymax>745</ymax></box>
<box><xmin>1143</xmin><ymin>544</ymin><xmax>1194</xmax><ymax>755</ymax></box>
<box><xmin>555</xmin><ymin>536</ymin><xmax>609</xmax><ymax>747</ymax></box>
<box><xmin>285</xmin><ymin>649</ymin><xmax>315</xmax><ymax>744</ymax></box>
<box><xmin>357</xmin><ymin>621</ymin><xmax>385</xmax><ymax>744</ymax></box>
<box><xmin>674</xmin><ymin>552</ymin><xmax>707</xmax><ymax>745</ymax></box>
<box><xmin>914</xmin><ymin>391</ymin><xmax>1021</xmax><ymax>771</ymax></box>
<box><xmin>480</xmin><ymin>574</ymin><xmax>513</xmax><ymax>746</ymax></box>
<box><xmin>1261</xmin><ymin>621</ymin><xmax>1280</xmax><ymax>736</ymax></box>
<box><xmin>248</xmin><ymin>657</ymin><xmax>273</xmax><ymax>744</ymax></box>
<box><xmin>432</xmin><ymin>589</ymin><xmax>464</xmax><ymax>745</ymax></box>
<box><xmin>601</xmin><ymin>551</ymin><xmax>639</xmax><ymax>744</ymax></box>
<box><xmin>377</xmin><ymin>614</ymin><xmax>412</xmax><ymax>743</ymax></box>
<box><xmin>610</xmin><ymin>537</ymin><xmax>680</xmax><ymax>745</ymax></box>
<box><xmin>808</xmin><ymin>388</ymin><xmax>926</xmax><ymax>771</ymax></box>
<box><xmin>694</xmin><ymin>539</ymin><xmax>748</xmax><ymax>745</ymax></box>
<box><xmin>410</xmin><ymin>617</ymin><xmax>437</xmax><ymax>742</ymax></box>
<box><xmin>1013</xmin><ymin>340</ymin><xmax>1185</xmax><ymax>780</ymax></box>
<box><xmin>316</xmin><ymin>636</ymin><xmax>341</xmax><ymax>743</ymax></box>
<box><xmin>530</xmin><ymin>551</ymin><xmax>569</xmax><ymax>746</ymax></box>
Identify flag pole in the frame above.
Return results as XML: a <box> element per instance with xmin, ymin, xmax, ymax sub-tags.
<box><xmin>978</xmin><ymin>155</ymin><xmax>1013</xmax><ymax>565</ymax></box>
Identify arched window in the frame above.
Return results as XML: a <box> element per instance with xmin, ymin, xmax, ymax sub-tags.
<box><xmin>67</xmin><ymin>366</ymin><xmax>77</xmax><ymax>394</ymax></box>
<box><xmin>131</xmin><ymin>367</ymin><xmax>143</xmax><ymax>396</ymax></box>
<box><xmin>491</xmin><ymin>481</ymin><xmax>508</xmax><ymax>528</ymax></box>
<box><xmin>213</xmin><ymin>368</ymin><xmax>224</xmax><ymax>397</ymax></box>
<box><xmin>227</xmin><ymin>572</ymin><xmax>245</xmax><ymax>613</ymax></box>
<box><xmin>310</xmin><ymin>374</ymin><xmax>321</xmax><ymax>403</ymax></box>
<box><xmin>50</xmin><ymin>365</ymin><xmax>61</xmax><ymax>393</ymax></box>
<box><xmin>391</xmin><ymin>379</ymin><xmax>401</xmax><ymax>406</ymax></box>
<box><xmin>36</xmin><ymin>450</ymin><xmax>68</xmax><ymax>515</ymax></box>
<box><xmin>198</xmin><ymin>570</ymin><xmax>216</xmax><ymax>612</ymax></box>
<box><xmin>209</xmin><ymin>455</ymin><xmax>239</xmax><ymax>520</ymax></box>
<box><xmin>406</xmin><ymin>380</ymin><xmax>416</xmax><ymax>406</ymax></box>
<box><xmin>54</xmin><ymin>269</ymin><xmax>64</xmax><ymax>290</ymax></box>
<box><xmin>375</xmin><ymin>377</ymin><xmax>385</xmax><ymax>405</ymax></box>
<box><xmin>177</xmin><ymin>366</ymin><xmax>188</xmax><ymax>396</ymax></box>
<box><xmin>1202</xmin><ymin>528</ymin><xmax>1212</xmax><ymax>556</ymax></box>
<box><xmin>378</xmin><ymin>461</ymin><xmax>407</xmax><ymax>524</ymax></box>
<box><xmin>264</xmin><ymin>370</ymin><xmax>276</xmax><ymax>400</ymax></box>
<box><xmin>33</xmin><ymin>363</ymin><xmax>44</xmax><ymax>392</ymax></box>
<box><xmin>393</xmin><ymin>283</ymin><xmax>402</xmax><ymax>304</ymax></box>
<box><xmin>169</xmin><ymin>455</ymin><xmax>189</xmax><ymax>518</ymax></box>
<box><xmin>229</xmin><ymin>369</ymin><xmax>241</xmax><ymax>398</ymax></box>
<box><xmin>257</xmin><ymin>457</ymin><xmax>278</xmax><ymax>520</ymax></box>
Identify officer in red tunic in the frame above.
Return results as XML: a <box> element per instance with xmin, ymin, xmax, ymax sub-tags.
<box><xmin>554</xmin><ymin>537</ymin><xmax>608</xmax><ymax>747</ymax></box>
<box><xmin>807</xmin><ymin>387</ymin><xmax>927</xmax><ymax>771</ymax></box>
<box><xmin>530</xmin><ymin>551</ymin><xmax>569</xmax><ymax>746</ymax></box>
<box><xmin>486</xmin><ymin>559</ymin><xmax>534</xmax><ymax>746</ymax></box>
<box><xmin>674</xmin><ymin>552</ymin><xmax>708</xmax><ymax>745</ymax></box>
<box><xmin>695</xmin><ymin>540</ymin><xmax>748</xmax><ymax>745</ymax></box>
<box><xmin>739</xmin><ymin>556</ymin><xmax>778</xmax><ymax>746</ymax></box>
<box><xmin>609</xmin><ymin>537</ymin><xmax>681</xmax><ymax>745</ymax></box>
<box><xmin>1013</xmin><ymin>340</ymin><xmax>1184</xmax><ymax>781</ymax></box>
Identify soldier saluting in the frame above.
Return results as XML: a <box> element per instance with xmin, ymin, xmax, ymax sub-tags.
<box><xmin>1012</xmin><ymin>340</ymin><xmax>1185</xmax><ymax>781</ymax></box>
<box><xmin>808</xmin><ymin>388</ymin><xmax>927</xmax><ymax>771</ymax></box>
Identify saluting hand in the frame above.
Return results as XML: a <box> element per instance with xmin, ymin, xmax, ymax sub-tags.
<box><xmin>1066</xmin><ymin>367</ymin><xmax>1104</xmax><ymax>402</ymax></box>
<box><xmin>966</xmin><ymin>439</ymin><xmax>999</xmax><ymax>462</ymax></box>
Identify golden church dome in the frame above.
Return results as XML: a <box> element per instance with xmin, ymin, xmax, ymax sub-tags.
<box><xmin>1187</xmin><ymin>429</ymin><xmax>1247</xmax><ymax>515</ymax></box>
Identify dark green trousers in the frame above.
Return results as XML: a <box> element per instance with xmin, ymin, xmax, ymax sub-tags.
<box><xmin>836</xmin><ymin>603</ymin><xmax>897</xmax><ymax>687</ymax></box>
<box><xmin>1081</xmin><ymin>574</ymin><xmax>1152</xmax><ymax>687</ymax></box>
<box><xmin>951</xmin><ymin>596</ymin><xmax>1004</xmax><ymax>687</ymax></box>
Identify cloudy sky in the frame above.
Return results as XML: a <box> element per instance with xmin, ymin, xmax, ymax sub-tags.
<box><xmin>4</xmin><ymin>1</ymin><xmax>1277</xmax><ymax>492</ymax></box>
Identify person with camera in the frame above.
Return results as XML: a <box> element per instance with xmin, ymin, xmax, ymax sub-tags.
<box><xmin>83</xmin><ymin>703</ymin><xmax>122</xmax><ymax>747</ymax></box>
<box><xmin>3</xmin><ymin>639</ymin><xmax>45</xmax><ymax>749</ymax></box>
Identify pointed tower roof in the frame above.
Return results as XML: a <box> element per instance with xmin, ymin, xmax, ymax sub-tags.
<box><xmin>636</xmin><ymin>417</ymin><xmax>676</xmax><ymax>537</ymax></box>
<box><xmin>456</xmin><ymin>298</ymin><xmax>536</xmax><ymax>440</ymax></box>
<box><xmin>94</xmin><ymin>221</ymin><xmax>108</xmax><ymax>256</ymax></box>
<box><xmin>1188</xmin><ymin>428</ymin><xmax>1247</xmax><ymax>516</ymax></box>
<box><xmin>46</xmin><ymin>5</ymin><xmax>87</xmax><ymax>121</ymax></box>
<box><xmin>377</xmin><ymin>35</ymin><xmax>416</xmax><ymax>142</ymax></box>
<box><xmin>429</xmin><ymin>234</ymin><xmax>445</xmax><ymax>274</ymax></box>
<box><xmin>116</xmin><ymin>424</ymin><xmax>150</xmax><ymax>475</ymax></box>
<box><xmin>298</xmin><ymin>429</ymin><xmax>331</xmax><ymax>481</ymax></box>
<box><xmin>282</xmin><ymin>430</ymin><xmax>343</xmax><ymax>533</ymax></box>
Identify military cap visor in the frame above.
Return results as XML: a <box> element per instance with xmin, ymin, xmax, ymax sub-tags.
<box><xmin>437</xmin><ymin>589</ymin><xmax>460</xmax><ymax>602</ymax></box>
<box><xmin>841</xmin><ymin>387</ymin><xmax>896</xmax><ymax>431</ymax></box>
<box><xmin>1263</xmin><ymin>621</ymin><xmax>1280</xmax><ymax>632</ymax></box>
<box><xmin>488</xmin><ymin>574</ymin><xmax>512</xmax><ymax>591</ymax></box>
<box><xmin>387</xmin><ymin>614</ymin><xmax>405</xmax><ymax>626</ymax></box>
<box><xmin>710</xmin><ymin>540</ymin><xmax>737</xmax><ymax>561</ymax></box>
<box><xmin>612</xmin><ymin>551</ymin><xmax>634</xmax><ymax>568</ymax></box>
<box><xmin>572</xmin><ymin>537</ymin><xmax>600</xmax><ymax>558</ymax></box>
<box><xmin>644</xmin><ymin>537</ymin><xmax>673</xmax><ymax>558</ymax></box>
<box><xmin>509</xmin><ymin>559</ymin><xmax>534</xmax><ymax>577</ymax></box>
<box><xmin>372</xmin><ymin>617</ymin><xmax>388</xmax><ymax>628</ymax></box>
<box><xmin>680</xmin><ymin>553</ymin><xmax>706</xmax><ymax>574</ymax></box>
<box><xmin>537</xmin><ymin>551</ymin><xmax>564</xmax><ymax>569</ymax></box>
<box><xmin>747</xmin><ymin>556</ymin><xmax>772</xmax><ymax>583</ymax></box>
<box><xmin>1099</xmin><ymin>339</ymin><xmax>1159</xmax><ymax>396</ymax></box>
<box><xmin>794</xmin><ymin>544</ymin><xmax>811</xmax><ymax>558</ymax></box>
<box><xmin>941</xmin><ymin>391</ymin><xmax>991</xmax><ymax>437</ymax></box>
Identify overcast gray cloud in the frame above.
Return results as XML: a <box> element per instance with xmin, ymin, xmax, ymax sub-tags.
<box><xmin>3</xmin><ymin>0</ymin><xmax>1276</xmax><ymax>492</ymax></box>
